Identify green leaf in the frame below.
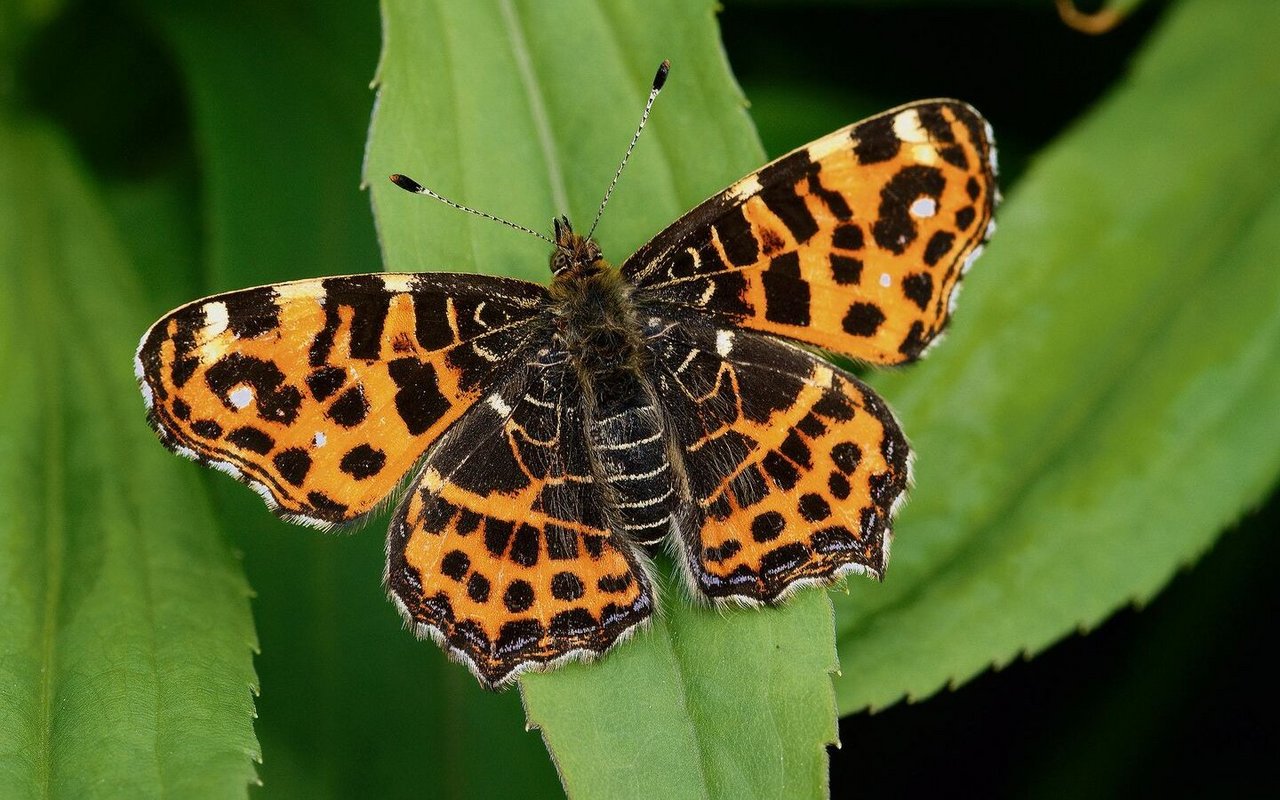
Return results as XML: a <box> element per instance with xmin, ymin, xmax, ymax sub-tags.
<box><xmin>832</xmin><ymin>0</ymin><xmax>1280</xmax><ymax>713</ymax></box>
<box><xmin>365</xmin><ymin>1</ymin><xmax>838</xmax><ymax>797</ymax></box>
<box><xmin>0</xmin><ymin>118</ymin><xmax>259</xmax><ymax>797</ymax></box>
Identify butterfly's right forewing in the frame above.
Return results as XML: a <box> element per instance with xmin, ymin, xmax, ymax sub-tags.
<box><xmin>624</xmin><ymin>100</ymin><xmax>997</xmax><ymax>365</ymax></box>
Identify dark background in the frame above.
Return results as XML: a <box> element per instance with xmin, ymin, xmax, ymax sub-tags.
<box><xmin>15</xmin><ymin>1</ymin><xmax>1276</xmax><ymax>796</ymax></box>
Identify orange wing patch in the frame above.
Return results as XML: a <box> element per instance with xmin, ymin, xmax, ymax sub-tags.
<box><xmin>651</xmin><ymin>322</ymin><xmax>908</xmax><ymax>602</ymax></box>
<box><xmin>626</xmin><ymin>100</ymin><xmax>997</xmax><ymax>365</ymax></box>
<box><xmin>135</xmin><ymin>273</ymin><xmax>544</xmax><ymax>526</ymax></box>
<box><xmin>689</xmin><ymin>366</ymin><xmax>906</xmax><ymax>600</ymax></box>
<box><xmin>386</xmin><ymin>357</ymin><xmax>654</xmax><ymax>687</ymax></box>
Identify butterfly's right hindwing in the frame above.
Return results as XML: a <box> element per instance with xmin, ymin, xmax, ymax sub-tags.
<box><xmin>648</xmin><ymin>319</ymin><xmax>909</xmax><ymax>602</ymax></box>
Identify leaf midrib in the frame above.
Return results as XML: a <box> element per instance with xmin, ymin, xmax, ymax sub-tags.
<box><xmin>660</xmin><ymin>609</ymin><xmax>717</xmax><ymax>800</ymax></box>
<box><xmin>498</xmin><ymin>0</ymin><xmax>570</xmax><ymax>218</ymax></box>
<box><xmin>34</xmin><ymin>245</ymin><xmax>66</xmax><ymax>800</ymax></box>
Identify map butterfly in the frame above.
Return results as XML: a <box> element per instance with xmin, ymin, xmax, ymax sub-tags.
<box><xmin>136</xmin><ymin>63</ymin><xmax>997</xmax><ymax>688</ymax></box>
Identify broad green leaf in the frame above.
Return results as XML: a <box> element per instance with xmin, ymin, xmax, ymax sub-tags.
<box><xmin>832</xmin><ymin>0</ymin><xmax>1280</xmax><ymax>713</ymax></box>
<box><xmin>365</xmin><ymin>1</ymin><xmax>838</xmax><ymax>797</ymax></box>
<box><xmin>0</xmin><ymin>118</ymin><xmax>258</xmax><ymax>797</ymax></box>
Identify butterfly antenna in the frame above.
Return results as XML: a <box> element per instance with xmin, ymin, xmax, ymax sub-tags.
<box><xmin>585</xmin><ymin>60</ymin><xmax>670</xmax><ymax>241</ymax></box>
<box><xmin>389</xmin><ymin>173</ymin><xmax>555</xmax><ymax>245</ymax></box>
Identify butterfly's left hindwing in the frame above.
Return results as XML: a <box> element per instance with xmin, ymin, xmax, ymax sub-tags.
<box><xmin>624</xmin><ymin>100</ymin><xmax>996</xmax><ymax>365</ymax></box>
<box><xmin>387</xmin><ymin>350</ymin><xmax>655</xmax><ymax>687</ymax></box>
<box><xmin>136</xmin><ymin>273</ymin><xmax>545</xmax><ymax>526</ymax></box>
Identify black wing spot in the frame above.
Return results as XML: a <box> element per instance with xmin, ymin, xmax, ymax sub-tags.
<box><xmin>751</xmin><ymin>511</ymin><xmax>786</xmax><ymax>543</ymax></box>
<box><xmin>273</xmin><ymin>448</ymin><xmax>312</xmax><ymax>487</ymax></box>
<box><xmin>712</xmin><ymin>206</ymin><xmax>759</xmax><ymax>267</ymax></box>
<box><xmin>467</xmin><ymin>573</ymin><xmax>491</xmax><ymax>603</ymax></box>
<box><xmin>509</xmin><ymin>523</ymin><xmax>540</xmax><ymax>567</ymax></box>
<box><xmin>387</xmin><ymin>357</ymin><xmax>450</xmax><ymax>436</ymax></box>
<box><xmin>703</xmin><ymin>540</ymin><xmax>742</xmax><ymax>563</ymax></box>
<box><xmin>872</xmin><ymin>165</ymin><xmax>945</xmax><ymax>254</ymax></box>
<box><xmin>923</xmin><ymin>231</ymin><xmax>956</xmax><ymax>267</ymax></box>
<box><xmin>830</xmin><ymin>254</ymin><xmax>863</xmax><ymax>286</ymax></box>
<box><xmin>191</xmin><ymin>419</ymin><xmax>223</xmax><ymax>440</ymax></box>
<box><xmin>832</xmin><ymin>223</ymin><xmax>865</xmax><ymax>251</ymax></box>
<box><xmin>306</xmin><ymin>366</ymin><xmax>346</xmax><ymax>401</ymax></box>
<box><xmin>551</xmin><ymin>572</ymin><xmax>586</xmax><ymax>601</ymax></box>
<box><xmin>441</xmin><ymin>550</ymin><xmax>470</xmax><ymax>581</ymax></box>
<box><xmin>327</xmin><ymin>384</ymin><xmax>370</xmax><ymax>427</ymax></box>
<box><xmin>762</xmin><ymin>252</ymin><xmax>811</xmax><ymax>327</ymax></box>
<box><xmin>222</xmin><ymin>287</ymin><xmax>280</xmax><ymax>339</ymax></box>
<box><xmin>503</xmin><ymin>579</ymin><xmax>534</xmax><ymax>612</ymax></box>
<box><xmin>902</xmin><ymin>273</ymin><xmax>933</xmax><ymax>310</ymax></box>
<box><xmin>853</xmin><ymin>116</ymin><xmax>901</xmax><ymax>164</ymax></box>
<box><xmin>227</xmin><ymin>426</ymin><xmax>274</xmax><ymax>454</ymax></box>
<box><xmin>842</xmin><ymin>302</ymin><xmax>886</xmax><ymax>337</ymax></box>
<box><xmin>339</xmin><ymin>444</ymin><xmax>386</xmax><ymax>479</ymax></box>
<box><xmin>798</xmin><ymin>493</ymin><xmax>832</xmax><ymax>523</ymax></box>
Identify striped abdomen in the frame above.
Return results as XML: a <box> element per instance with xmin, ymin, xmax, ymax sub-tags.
<box><xmin>589</xmin><ymin>382</ymin><xmax>674</xmax><ymax>546</ymax></box>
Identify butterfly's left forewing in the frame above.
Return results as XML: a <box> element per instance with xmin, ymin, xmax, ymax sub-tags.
<box><xmin>624</xmin><ymin>100</ymin><xmax>996</xmax><ymax>365</ymax></box>
<box><xmin>136</xmin><ymin>273</ymin><xmax>545</xmax><ymax>526</ymax></box>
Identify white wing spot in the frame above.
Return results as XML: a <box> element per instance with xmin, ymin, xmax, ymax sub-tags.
<box><xmin>488</xmin><ymin>394</ymin><xmax>512</xmax><ymax>416</ymax></box>
<box><xmin>422</xmin><ymin>467</ymin><xmax>445</xmax><ymax>493</ymax></box>
<box><xmin>313</xmin><ymin>431</ymin><xmax>327</xmax><ymax>448</ymax></box>
<box><xmin>727</xmin><ymin>174</ymin><xmax>763</xmax><ymax>200</ymax></box>
<box><xmin>808</xmin><ymin>131</ymin><xmax>846</xmax><ymax>161</ymax></box>
<box><xmin>381</xmin><ymin>274</ymin><xmax>416</xmax><ymax>293</ymax></box>
<box><xmin>909</xmin><ymin>197</ymin><xmax>937</xmax><ymax>218</ymax></box>
<box><xmin>274</xmin><ymin>279</ymin><xmax>326</xmax><ymax>301</ymax></box>
<box><xmin>715</xmin><ymin>330</ymin><xmax>734</xmax><ymax>357</ymax></box>
<box><xmin>204</xmin><ymin>301</ymin><xmax>230</xmax><ymax>337</ymax></box>
<box><xmin>879</xmin><ymin>273</ymin><xmax>892</xmax><ymax>288</ymax></box>
<box><xmin>892</xmin><ymin>109</ymin><xmax>928</xmax><ymax>144</ymax></box>
<box><xmin>229</xmin><ymin>386</ymin><xmax>254</xmax><ymax>410</ymax></box>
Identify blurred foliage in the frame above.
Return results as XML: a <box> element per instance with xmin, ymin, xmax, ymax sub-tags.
<box><xmin>1</xmin><ymin>0</ymin><xmax>1276</xmax><ymax>798</ymax></box>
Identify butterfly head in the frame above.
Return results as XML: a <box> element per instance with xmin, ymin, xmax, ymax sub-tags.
<box><xmin>550</xmin><ymin>215</ymin><xmax>605</xmax><ymax>279</ymax></box>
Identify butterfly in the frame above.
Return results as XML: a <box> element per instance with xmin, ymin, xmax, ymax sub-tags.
<box><xmin>135</xmin><ymin>62</ymin><xmax>997</xmax><ymax>688</ymax></box>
